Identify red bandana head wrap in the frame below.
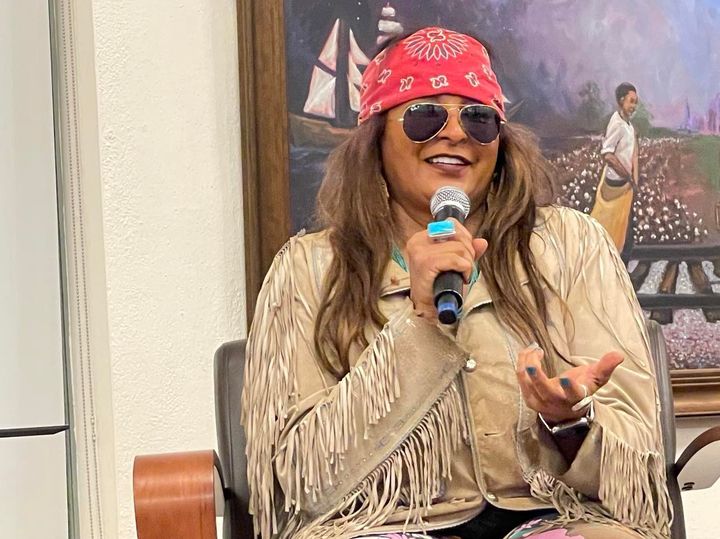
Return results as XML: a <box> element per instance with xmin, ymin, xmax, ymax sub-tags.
<box><xmin>358</xmin><ymin>27</ymin><xmax>506</xmax><ymax>124</ymax></box>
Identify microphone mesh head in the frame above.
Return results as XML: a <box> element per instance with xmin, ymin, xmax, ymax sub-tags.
<box><xmin>430</xmin><ymin>186</ymin><xmax>471</xmax><ymax>219</ymax></box>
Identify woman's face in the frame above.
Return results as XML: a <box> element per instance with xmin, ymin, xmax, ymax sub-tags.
<box><xmin>381</xmin><ymin>94</ymin><xmax>500</xmax><ymax>222</ymax></box>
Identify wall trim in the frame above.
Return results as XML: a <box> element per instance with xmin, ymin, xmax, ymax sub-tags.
<box><xmin>50</xmin><ymin>0</ymin><xmax>118</xmax><ymax>537</ymax></box>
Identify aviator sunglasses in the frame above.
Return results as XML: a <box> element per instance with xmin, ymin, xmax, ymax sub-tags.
<box><xmin>398</xmin><ymin>102</ymin><xmax>504</xmax><ymax>144</ymax></box>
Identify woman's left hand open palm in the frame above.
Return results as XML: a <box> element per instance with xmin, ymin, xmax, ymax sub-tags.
<box><xmin>516</xmin><ymin>344</ymin><xmax>624</xmax><ymax>424</ymax></box>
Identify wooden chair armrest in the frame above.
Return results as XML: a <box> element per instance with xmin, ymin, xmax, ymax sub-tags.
<box><xmin>675</xmin><ymin>425</ymin><xmax>720</xmax><ymax>491</ymax></box>
<box><xmin>134</xmin><ymin>449</ymin><xmax>225</xmax><ymax>539</ymax></box>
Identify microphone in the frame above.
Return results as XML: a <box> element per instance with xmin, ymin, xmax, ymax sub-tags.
<box><xmin>430</xmin><ymin>187</ymin><xmax>471</xmax><ymax>324</ymax></box>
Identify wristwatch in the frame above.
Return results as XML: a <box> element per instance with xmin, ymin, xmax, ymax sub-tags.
<box><xmin>538</xmin><ymin>400</ymin><xmax>595</xmax><ymax>438</ymax></box>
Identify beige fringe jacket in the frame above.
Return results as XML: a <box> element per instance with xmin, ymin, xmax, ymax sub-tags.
<box><xmin>241</xmin><ymin>206</ymin><xmax>672</xmax><ymax>539</ymax></box>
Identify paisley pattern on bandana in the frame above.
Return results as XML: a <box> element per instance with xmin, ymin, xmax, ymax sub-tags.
<box><xmin>403</xmin><ymin>28</ymin><xmax>470</xmax><ymax>61</ymax></box>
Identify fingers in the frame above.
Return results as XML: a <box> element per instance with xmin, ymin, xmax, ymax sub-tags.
<box><xmin>557</xmin><ymin>376</ymin><xmax>587</xmax><ymax>405</ymax></box>
<box><xmin>516</xmin><ymin>349</ymin><xmax>542</xmax><ymax>410</ymax></box>
<box><xmin>444</xmin><ymin>218</ymin><xmax>473</xmax><ymax>241</ymax></box>
<box><xmin>516</xmin><ymin>345</ymin><xmax>625</xmax><ymax>423</ymax></box>
<box><xmin>412</xmin><ymin>244</ymin><xmax>475</xmax><ymax>281</ymax></box>
<box><xmin>406</xmin><ymin>219</ymin><xmax>487</xmax><ymax>317</ymax></box>
<box><xmin>517</xmin><ymin>343</ymin><xmax>593</xmax><ymax>423</ymax></box>
<box><xmin>516</xmin><ymin>344</ymin><xmax>561</xmax><ymax>409</ymax></box>
<box><xmin>517</xmin><ymin>344</ymin><xmax>545</xmax><ymax>395</ymax></box>
<box><xmin>408</xmin><ymin>220</ymin><xmax>483</xmax><ymax>282</ymax></box>
<box><xmin>434</xmin><ymin>253</ymin><xmax>474</xmax><ymax>283</ymax></box>
<box><xmin>553</xmin><ymin>351</ymin><xmax>624</xmax><ymax>395</ymax></box>
<box><xmin>591</xmin><ymin>351</ymin><xmax>624</xmax><ymax>387</ymax></box>
<box><xmin>437</xmin><ymin>218</ymin><xmax>476</xmax><ymax>262</ymax></box>
<box><xmin>472</xmin><ymin>238</ymin><xmax>488</xmax><ymax>261</ymax></box>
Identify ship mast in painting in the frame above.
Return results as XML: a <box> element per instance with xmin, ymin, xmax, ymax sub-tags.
<box><xmin>302</xmin><ymin>19</ymin><xmax>370</xmax><ymax>128</ymax></box>
<box><xmin>291</xmin><ymin>2</ymin><xmax>403</xmax><ymax>149</ymax></box>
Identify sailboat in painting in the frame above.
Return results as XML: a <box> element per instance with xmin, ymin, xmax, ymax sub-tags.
<box><xmin>289</xmin><ymin>18</ymin><xmax>370</xmax><ymax>148</ymax></box>
<box><xmin>289</xmin><ymin>4</ymin><xmax>404</xmax><ymax>149</ymax></box>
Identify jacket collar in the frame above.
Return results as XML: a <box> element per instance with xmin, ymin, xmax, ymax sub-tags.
<box><xmin>380</xmin><ymin>257</ymin><xmax>411</xmax><ymax>297</ymax></box>
<box><xmin>380</xmin><ymin>250</ymin><xmax>530</xmax><ymax>313</ymax></box>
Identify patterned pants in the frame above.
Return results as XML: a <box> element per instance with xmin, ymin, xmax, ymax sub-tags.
<box><xmin>354</xmin><ymin>514</ymin><xmax>645</xmax><ymax>539</ymax></box>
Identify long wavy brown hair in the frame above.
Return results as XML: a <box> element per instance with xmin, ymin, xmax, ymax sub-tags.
<box><xmin>313</xmin><ymin>38</ymin><xmax>559</xmax><ymax>379</ymax></box>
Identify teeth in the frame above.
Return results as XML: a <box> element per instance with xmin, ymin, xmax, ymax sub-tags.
<box><xmin>429</xmin><ymin>156</ymin><xmax>466</xmax><ymax>165</ymax></box>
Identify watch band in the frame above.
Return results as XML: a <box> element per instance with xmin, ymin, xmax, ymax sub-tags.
<box><xmin>538</xmin><ymin>400</ymin><xmax>595</xmax><ymax>437</ymax></box>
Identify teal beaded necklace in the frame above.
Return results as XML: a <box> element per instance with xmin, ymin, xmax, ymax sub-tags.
<box><xmin>391</xmin><ymin>245</ymin><xmax>480</xmax><ymax>286</ymax></box>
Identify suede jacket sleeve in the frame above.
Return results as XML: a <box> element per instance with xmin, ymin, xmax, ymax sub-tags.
<box><xmin>241</xmin><ymin>233</ymin><xmax>469</xmax><ymax>538</ymax></box>
<box><xmin>535</xmin><ymin>208</ymin><xmax>671</xmax><ymax>532</ymax></box>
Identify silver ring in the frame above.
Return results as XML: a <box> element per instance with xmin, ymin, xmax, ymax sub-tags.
<box><xmin>571</xmin><ymin>396</ymin><xmax>593</xmax><ymax>412</ymax></box>
<box><xmin>572</xmin><ymin>384</ymin><xmax>593</xmax><ymax>412</ymax></box>
<box><xmin>572</xmin><ymin>384</ymin><xmax>592</xmax><ymax>412</ymax></box>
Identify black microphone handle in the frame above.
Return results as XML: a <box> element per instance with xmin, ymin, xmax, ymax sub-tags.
<box><xmin>433</xmin><ymin>272</ymin><xmax>464</xmax><ymax>324</ymax></box>
<box><xmin>432</xmin><ymin>205</ymin><xmax>467</xmax><ymax>324</ymax></box>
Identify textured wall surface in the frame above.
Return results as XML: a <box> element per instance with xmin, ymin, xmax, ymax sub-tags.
<box><xmin>90</xmin><ymin>1</ymin><xmax>244</xmax><ymax>536</ymax></box>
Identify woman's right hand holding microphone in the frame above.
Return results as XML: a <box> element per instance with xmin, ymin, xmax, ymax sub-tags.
<box><xmin>404</xmin><ymin>218</ymin><xmax>488</xmax><ymax>320</ymax></box>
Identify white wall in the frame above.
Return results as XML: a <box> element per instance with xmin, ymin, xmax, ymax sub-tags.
<box><xmin>677</xmin><ymin>417</ymin><xmax>720</xmax><ymax>539</ymax></box>
<box><xmin>87</xmin><ymin>1</ymin><xmax>244</xmax><ymax>537</ymax></box>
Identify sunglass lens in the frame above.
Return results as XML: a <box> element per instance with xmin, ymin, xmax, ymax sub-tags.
<box><xmin>402</xmin><ymin>104</ymin><xmax>448</xmax><ymax>142</ymax></box>
<box><xmin>461</xmin><ymin>106</ymin><xmax>501</xmax><ymax>143</ymax></box>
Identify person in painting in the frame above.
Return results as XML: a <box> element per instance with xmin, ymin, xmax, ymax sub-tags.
<box><xmin>590</xmin><ymin>83</ymin><xmax>639</xmax><ymax>261</ymax></box>
<box><xmin>241</xmin><ymin>29</ymin><xmax>670</xmax><ymax>539</ymax></box>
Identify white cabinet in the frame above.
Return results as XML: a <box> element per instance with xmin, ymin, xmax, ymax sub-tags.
<box><xmin>0</xmin><ymin>1</ymin><xmax>72</xmax><ymax>537</ymax></box>
<box><xmin>0</xmin><ymin>0</ymin><xmax>66</xmax><ymax>431</ymax></box>
<box><xmin>0</xmin><ymin>434</ymin><xmax>69</xmax><ymax>538</ymax></box>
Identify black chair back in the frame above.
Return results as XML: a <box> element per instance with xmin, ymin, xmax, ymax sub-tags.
<box><xmin>214</xmin><ymin>340</ymin><xmax>253</xmax><ymax>539</ymax></box>
<box><xmin>645</xmin><ymin>319</ymin><xmax>685</xmax><ymax>539</ymax></box>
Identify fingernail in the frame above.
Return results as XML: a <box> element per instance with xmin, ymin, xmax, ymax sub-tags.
<box><xmin>560</xmin><ymin>377</ymin><xmax>571</xmax><ymax>388</ymax></box>
<box><xmin>526</xmin><ymin>366</ymin><xmax>537</xmax><ymax>377</ymax></box>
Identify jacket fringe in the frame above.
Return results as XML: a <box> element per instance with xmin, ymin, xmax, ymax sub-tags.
<box><xmin>526</xmin><ymin>426</ymin><xmax>671</xmax><ymax>538</ymax></box>
<box><xmin>242</xmin><ymin>236</ymin><xmax>467</xmax><ymax>538</ymax></box>
<box><xmin>290</xmin><ymin>381</ymin><xmax>467</xmax><ymax>539</ymax></box>
<box><xmin>241</xmin><ymin>238</ymin><xmax>304</xmax><ymax>538</ymax></box>
<box><xmin>278</xmin><ymin>328</ymin><xmax>399</xmax><ymax>513</ymax></box>
<box><xmin>598</xmin><ymin>429</ymin><xmax>671</xmax><ymax>537</ymax></box>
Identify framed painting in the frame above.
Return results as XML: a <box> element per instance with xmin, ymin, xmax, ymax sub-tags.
<box><xmin>237</xmin><ymin>0</ymin><xmax>720</xmax><ymax>415</ymax></box>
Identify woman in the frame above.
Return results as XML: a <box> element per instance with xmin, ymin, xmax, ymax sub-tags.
<box><xmin>242</xmin><ymin>28</ymin><xmax>671</xmax><ymax>539</ymax></box>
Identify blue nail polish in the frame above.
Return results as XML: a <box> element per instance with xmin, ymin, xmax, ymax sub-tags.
<box><xmin>526</xmin><ymin>366</ymin><xmax>537</xmax><ymax>377</ymax></box>
<box><xmin>560</xmin><ymin>377</ymin><xmax>571</xmax><ymax>388</ymax></box>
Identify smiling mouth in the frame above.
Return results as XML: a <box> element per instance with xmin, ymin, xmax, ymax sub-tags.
<box><xmin>425</xmin><ymin>155</ymin><xmax>471</xmax><ymax>166</ymax></box>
